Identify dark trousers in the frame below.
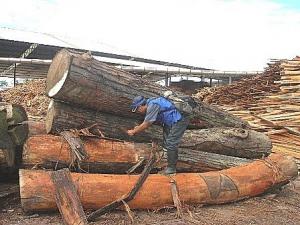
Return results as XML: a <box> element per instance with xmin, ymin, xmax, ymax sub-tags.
<box><xmin>163</xmin><ymin>116</ymin><xmax>189</xmax><ymax>166</ymax></box>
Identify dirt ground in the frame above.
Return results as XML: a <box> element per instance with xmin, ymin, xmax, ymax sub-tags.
<box><xmin>0</xmin><ymin>176</ymin><xmax>299</xmax><ymax>225</ymax></box>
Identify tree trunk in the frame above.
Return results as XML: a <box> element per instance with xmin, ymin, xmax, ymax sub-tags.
<box><xmin>46</xmin><ymin>100</ymin><xmax>272</xmax><ymax>158</ymax></box>
<box><xmin>22</xmin><ymin>135</ymin><xmax>251</xmax><ymax>173</ymax></box>
<box><xmin>46</xmin><ymin>49</ymin><xmax>248</xmax><ymax>129</ymax></box>
<box><xmin>19</xmin><ymin>154</ymin><xmax>298</xmax><ymax>212</ymax></box>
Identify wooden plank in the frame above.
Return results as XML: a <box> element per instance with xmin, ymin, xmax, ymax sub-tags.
<box><xmin>50</xmin><ymin>169</ymin><xmax>88</xmax><ymax>225</ymax></box>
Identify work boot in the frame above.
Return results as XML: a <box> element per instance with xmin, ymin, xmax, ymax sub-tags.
<box><xmin>160</xmin><ymin>149</ymin><xmax>178</xmax><ymax>175</ymax></box>
<box><xmin>160</xmin><ymin>166</ymin><xmax>176</xmax><ymax>175</ymax></box>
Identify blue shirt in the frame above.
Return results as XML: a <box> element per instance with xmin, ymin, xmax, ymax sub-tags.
<box><xmin>144</xmin><ymin>103</ymin><xmax>160</xmax><ymax>123</ymax></box>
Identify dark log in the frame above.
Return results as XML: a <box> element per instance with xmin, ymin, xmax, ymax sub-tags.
<box><xmin>46</xmin><ymin>99</ymin><xmax>161</xmax><ymax>143</ymax></box>
<box><xmin>46</xmin><ymin>49</ymin><xmax>248</xmax><ymax>128</ymax></box>
<box><xmin>46</xmin><ymin>100</ymin><xmax>272</xmax><ymax>158</ymax></box>
<box><xmin>0</xmin><ymin>107</ymin><xmax>15</xmax><ymax>167</ymax></box>
<box><xmin>19</xmin><ymin>154</ymin><xmax>298</xmax><ymax>212</ymax></box>
<box><xmin>22</xmin><ymin>135</ymin><xmax>251</xmax><ymax>173</ymax></box>
<box><xmin>50</xmin><ymin>169</ymin><xmax>88</xmax><ymax>225</ymax></box>
<box><xmin>7</xmin><ymin>104</ymin><xmax>28</xmax><ymax>146</ymax></box>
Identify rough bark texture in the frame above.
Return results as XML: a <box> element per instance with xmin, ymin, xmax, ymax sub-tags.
<box><xmin>20</xmin><ymin>154</ymin><xmax>298</xmax><ymax>212</ymax></box>
<box><xmin>0</xmin><ymin>109</ymin><xmax>15</xmax><ymax>167</ymax></box>
<box><xmin>50</xmin><ymin>169</ymin><xmax>88</xmax><ymax>225</ymax></box>
<box><xmin>46</xmin><ymin>49</ymin><xmax>248</xmax><ymax>129</ymax></box>
<box><xmin>22</xmin><ymin>135</ymin><xmax>251</xmax><ymax>173</ymax></box>
<box><xmin>28</xmin><ymin>121</ymin><xmax>47</xmax><ymax>137</ymax></box>
<box><xmin>46</xmin><ymin>100</ymin><xmax>272</xmax><ymax>158</ymax></box>
<box><xmin>7</xmin><ymin>104</ymin><xmax>28</xmax><ymax>146</ymax></box>
<box><xmin>46</xmin><ymin>100</ymin><xmax>161</xmax><ymax>143</ymax></box>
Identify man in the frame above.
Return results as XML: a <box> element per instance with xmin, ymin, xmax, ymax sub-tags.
<box><xmin>127</xmin><ymin>95</ymin><xmax>189</xmax><ymax>175</ymax></box>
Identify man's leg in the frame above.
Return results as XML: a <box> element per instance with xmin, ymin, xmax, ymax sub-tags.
<box><xmin>162</xmin><ymin>117</ymin><xmax>189</xmax><ymax>174</ymax></box>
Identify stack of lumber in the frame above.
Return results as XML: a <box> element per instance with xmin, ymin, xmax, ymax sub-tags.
<box><xmin>213</xmin><ymin>58</ymin><xmax>300</xmax><ymax>167</ymax></box>
<box><xmin>20</xmin><ymin>49</ymin><xmax>298</xmax><ymax>221</ymax></box>
<box><xmin>195</xmin><ymin>61</ymin><xmax>281</xmax><ymax>107</ymax></box>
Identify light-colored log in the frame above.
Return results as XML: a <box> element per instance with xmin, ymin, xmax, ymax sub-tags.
<box><xmin>22</xmin><ymin>135</ymin><xmax>251</xmax><ymax>173</ymax></box>
<box><xmin>20</xmin><ymin>154</ymin><xmax>298</xmax><ymax>212</ymax></box>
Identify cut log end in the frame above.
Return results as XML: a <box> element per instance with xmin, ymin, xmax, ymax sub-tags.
<box><xmin>46</xmin><ymin>49</ymin><xmax>71</xmax><ymax>97</ymax></box>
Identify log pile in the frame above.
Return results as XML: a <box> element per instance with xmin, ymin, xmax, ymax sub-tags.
<box><xmin>20</xmin><ymin>49</ymin><xmax>296</xmax><ymax>222</ymax></box>
<box><xmin>0</xmin><ymin>79</ymin><xmax>50</xmax><ymax>118</ymax></box>
<box><xmin>194</xmin><ymin>61</ymin><xmax>281</xmax><ymax>107</ymax></box>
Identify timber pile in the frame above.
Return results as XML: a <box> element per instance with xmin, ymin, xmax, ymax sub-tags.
<box><xmin>204</xmin><ymin>57</ymin><xmax>300</xmax><ymax>167</ymax></box>
<box><xmin>0</xmin><ymin>79</ymin><xmax>50</xmax><ymax>117</ymax></box>
<box><xmin>194</xmin><ymin>61</ymin><xmax>281</xmax><ymax>107</ymax></box>
<box><xmin>21</xmin><ymin>50</ymin><xmax>296</xmax><ymax>223</ymax></box>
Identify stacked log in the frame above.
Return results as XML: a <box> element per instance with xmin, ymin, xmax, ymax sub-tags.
<box><xmin>22</xmin><ymin>134</ymin><xmax>255</xmax><ymax>173</ymax></box>
<box><xmin>19</xmin><ymin>49</ymin><xmax>288</xmax><ymax>221</ymax></box>
<box><xmin>46</xmin><ymin>100</ymin><xmax>271</xmax><ymax>159</ymax></box>
<box><xmin>20</xmin><ymin>154</ymin><xmax>298</xmax><ymax>212</ymax></box>
<box><xmin>45</xmin><ymin>49</ymin><xmax>248</xmax><ymax>129</ymax></box>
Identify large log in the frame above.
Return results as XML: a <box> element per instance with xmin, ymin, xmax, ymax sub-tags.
<box><xmin>22</xmin><ymin>135</ymin><xmax>251</xmax><ymax>173</ymax></box>
<box><xmin>20</xmin><ymin>154</ymin><xmax>298</xmax><ymax>212</ymax></box>
<box><xmin>46</xmin><ymin>49</ymin><xmax>248</xmax><ymax>128</ymax></box>
<box><xmin>46</xmin><ymin>100</ymin><xmax>272</xmax><ymax>158</ymax></box>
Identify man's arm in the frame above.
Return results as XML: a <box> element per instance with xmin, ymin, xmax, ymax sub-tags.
<box><xmin>127</xmin><ymin>103</ymin><xmax>160</xmax><ymax>136</ymax></box>
<box><xmin>127</xmin><ymin>121</ymin><xmax>152</xmax><ymax>136</ymax></box>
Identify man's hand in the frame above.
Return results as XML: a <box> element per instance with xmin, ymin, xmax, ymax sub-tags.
<box><xmin>127</xmin><ymin>121</ymin><xmax>152</xmax><ymax>137</ymax></box>
<box><xmin>127</xmin><ymin>129</ymin><xmax>135</xmax><ymax>136</ymax></box>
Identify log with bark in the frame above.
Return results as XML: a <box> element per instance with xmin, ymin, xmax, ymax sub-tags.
<box><xmin>0</xmin><ymin>107</ymin><xmax>15</xmax><ymax>167</ymax></box>
<box><xmin>46</xmin><ymin>49</ymin><xmax>248</xmax><ymax>129</ymax></box>
<box><xmin>46</xmin><ymin>100</ymin><xmax>272</xmax><ymax>158</ymax></box>
<box><xmin>20</xmin><ymin>154</ymin><xmax>298</xmax><ymax>212</ymax></box>
<box><xmin>22</xmin><ymin>135</ymin><xmax>251</xmax><ymax>173</ymax></box>
<box><xmin>7</xmin><ymin>104</ymin><xmax>29</xmax><ymax>146</ymax></box>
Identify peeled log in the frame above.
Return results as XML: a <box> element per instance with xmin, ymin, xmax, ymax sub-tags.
<box><xmin>46</xmin><ymin>100</ymin><xmax>272</xmax><ymax>158</ymax></box>
<box><xmin>28</xmin><ymin>121</ymin><xmax>47</xmax><ymax>137</ymax></box>
<box><xmin>46</xmin><ymin>49</ymin><xmax>248</xmax><ymax>128</ymax></box>
<box><xmin>22</xmin><ymin>135</ymin><xmax>251</xmax><ymax>173</ymax></box>
<box><xmin>20</xmin><ymin>154</ymin><xmax>298</xmax><ymax>212</ymax></box>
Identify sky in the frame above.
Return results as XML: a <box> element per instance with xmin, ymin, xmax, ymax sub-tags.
<box><xmin>0</xmin><ymin>0</ymin><xmax>300</xmax><ymax>71</ymax></box>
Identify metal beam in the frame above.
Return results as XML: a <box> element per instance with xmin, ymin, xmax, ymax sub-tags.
<box><xmin>0</xmin><ymin>43</ymin><xmax>39</xmax><ymax>76</ymax></box>
<box><xmin>0</xmin><ymin>57</ymin><xmax>52</xmax><ymax>65</ymax></box>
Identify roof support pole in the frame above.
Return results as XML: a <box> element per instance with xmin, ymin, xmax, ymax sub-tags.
<box><xmin>229</xmin><ymin>76</ymin><xmax>232</xmax><ymax>85</ymax></box>
<box><xmin>13</xmin><ymin>63</ymin><xmax>16</xmax><ymax>87</ymax></box>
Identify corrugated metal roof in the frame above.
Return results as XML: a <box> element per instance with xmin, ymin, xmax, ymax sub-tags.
<box><xmin>0</xmin><ymin>27</ymin><xmax>210</xmax><ymax>70</ymax></box>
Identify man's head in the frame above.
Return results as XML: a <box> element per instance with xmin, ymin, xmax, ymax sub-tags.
<box><xmin>131</xmin><ymin>96</ymin><xmax>147</xmax><ymax>114</ymax></box>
